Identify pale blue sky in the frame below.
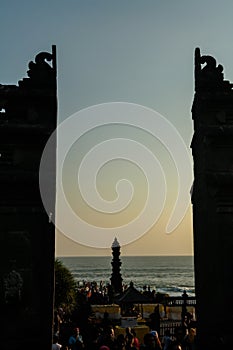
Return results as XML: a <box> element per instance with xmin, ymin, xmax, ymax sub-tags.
<box><xmin>1</xmin><ymin>0</ymin><xmax>233</xmax><ymax>255</ymax></box>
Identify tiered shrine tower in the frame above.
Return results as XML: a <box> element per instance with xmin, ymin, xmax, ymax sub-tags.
<box><xmin>110</xmin><ymin>237</ymin><xmax>123</xmax><ymax>294</ymax></box>
<box><xmin>191</xmin><ymin>48</ymin><xmax>233</xmax><ymax>349</ymax></box>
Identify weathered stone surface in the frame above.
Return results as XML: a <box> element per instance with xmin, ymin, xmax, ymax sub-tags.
<box><xmin>191</xmin><ymin>48</ymin><xmax>233</xmax><ymax>350</ymax></box>
<box><xmin>0</xmin><ymin>46</ymin><xmax>57</xmax><ymax>350</ymax></box>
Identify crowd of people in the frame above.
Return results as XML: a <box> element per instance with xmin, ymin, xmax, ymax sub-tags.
<box><xmin>52</xmin><ymin>281</ymin><xmax>196</xmax><ymax>350</ymax></box>
<box><xmin>75</xmin><ymin>280</ymin><xmax>159</xmax><ymax>305</ymax></box>
<box><xmin>52</xmin><ymin>317</ymin><xmax>196</xmax><ymax>350</ymax></box>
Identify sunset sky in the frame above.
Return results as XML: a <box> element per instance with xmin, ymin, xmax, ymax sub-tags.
<box><xmin>1</xmin><ymin>0</ymin><xmax>233</xmax><ymax>256</ymax></box>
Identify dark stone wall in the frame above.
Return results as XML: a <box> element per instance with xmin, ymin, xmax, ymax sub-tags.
<box><xmin>191</xmin><ymin>48</ymin><xmax>233</xmax><ymax>349</ymax></box>
<box><xmin>0</xmin><ymin>46</ymin><xmax>57</xmax><ymax>350</ymax></box>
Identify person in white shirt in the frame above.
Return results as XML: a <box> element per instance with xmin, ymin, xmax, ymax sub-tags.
<box><xmin>52</xmin><ymin>335</ymin><xmax>62</xmax><ymax>350</ymax></box>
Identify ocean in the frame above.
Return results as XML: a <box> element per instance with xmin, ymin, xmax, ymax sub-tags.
<box><xmin>59</xmin><ymin>256</ymin><xmax>195</xmax><ymax>297</ymax></box>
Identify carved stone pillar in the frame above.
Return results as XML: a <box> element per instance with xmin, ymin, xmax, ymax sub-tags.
<box><xmin>191</xmin><ymin>48</ymin><xmax>233</xmax><ymax>349</ymax></box>
<box><xmin>0</xmin><ymin>46</ymin><xmax>57</xmax><ymax>350</ymax></box>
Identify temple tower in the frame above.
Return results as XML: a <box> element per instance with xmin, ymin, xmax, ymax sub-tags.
<box><xmin>0</xmin><ymin>47</ymin><xmax>57</xmax><ymax>350</ymax></box>
<box><xmin>110</xmin><ymin>237</ymin><xmax>123</xmax><ymax>294</ymax></box>
<box><xmin>191</xmin><ymin>48</ymin><xmax>233</xmax><ymax>349</ymax></box>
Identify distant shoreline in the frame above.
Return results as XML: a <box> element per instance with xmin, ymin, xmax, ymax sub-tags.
<box><xmin>57</xmin><ymin>255</ymin><xmax>194</xmax><ymax>258</ymax></box>
<box><xmin>59</xmin><ymin>256</ymin><xmax>195</xmax><ymax>297</ymax></box>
